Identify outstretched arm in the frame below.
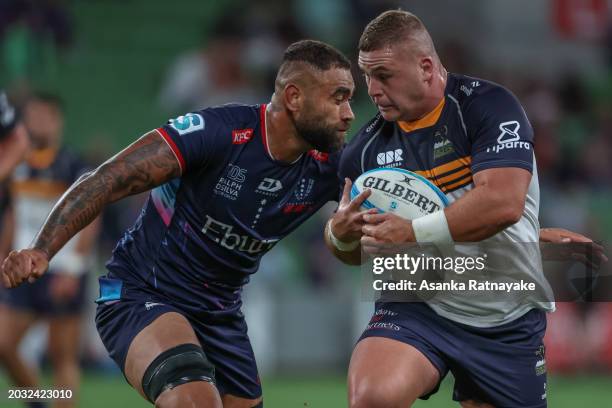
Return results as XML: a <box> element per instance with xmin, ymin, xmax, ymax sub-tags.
<box><xmin>1</xmin><ymin>130</ymin><xmax>181</xmax><ymax>288</ymax></box>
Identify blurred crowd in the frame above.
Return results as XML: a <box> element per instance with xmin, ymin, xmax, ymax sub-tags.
<box><xmin>0</xmin><ymin>0</ymin><xmax>611</xmax><ymax>394</ymax></box>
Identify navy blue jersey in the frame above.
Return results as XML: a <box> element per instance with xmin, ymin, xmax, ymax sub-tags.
<box><xmin>107</xmin><ymin>104</ymin><xmax>340</xmax><ymax>294</ymax></box>
<box><xmin>340</xmin><ymin>73</ymin><xmax>534</xmax><ymax>196</ymax></box>
<box><xmin>341</xmin><ymin>73</ymin><xmax>549</xmax><ymax>327</ymax></box>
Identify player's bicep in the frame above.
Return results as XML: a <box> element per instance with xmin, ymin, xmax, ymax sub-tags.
<box><xmin>472</xmin><ymin>167</ymin><xmax>531</xmax><ymax>205</ymax></box>
<box><xmin>97</xmin><ymin>130</ymin><xmax>182</xmax><ymax>202</ymax></box>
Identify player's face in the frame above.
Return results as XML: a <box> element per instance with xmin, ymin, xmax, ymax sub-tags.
<box><xmin>23</xmin><ymin>100</ymin><xmax>63</xmax><ymax>148</ymax></box>
<box><xmin>294</xmin><ymin>68</ymin><xmax>355</xmax><ymax>153</ymax></box>
<box><xmin>358</xmin><ymin>44</ymin><xmax>429</xmax><ymax>122</ymax></box>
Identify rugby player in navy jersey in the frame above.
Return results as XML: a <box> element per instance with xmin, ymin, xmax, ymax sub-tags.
<box><xmin>0</xmin><ymin>91</ymin><xmax>29</xmax><ymax>183</ymax></box>
<box><xmin>1</xmin><ymin>40</ymin><xmax>357</xmax><ymax>408</ymax></box>
<box><xmin>325</xmin><ymin>10</ymin><xmax>604</xmax><ymax>408</ymax></box>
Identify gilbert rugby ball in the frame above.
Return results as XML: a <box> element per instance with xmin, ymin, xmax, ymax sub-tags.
<box><xmin>350</xmin><ymin>168</ymin><xmax>449</xmax><ymax>219</ymax></box>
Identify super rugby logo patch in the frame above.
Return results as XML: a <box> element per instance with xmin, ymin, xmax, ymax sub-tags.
<box><xmin>169</xmin><ymin>113</ymin><xmax>204</xmax><ymax>135</ymax></box>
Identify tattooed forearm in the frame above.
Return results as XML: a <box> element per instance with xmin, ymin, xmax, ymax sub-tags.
<box><xmin>32</xmin><ymin>130</ymin><xmax>181</xmax><ymax>259</ymax></box>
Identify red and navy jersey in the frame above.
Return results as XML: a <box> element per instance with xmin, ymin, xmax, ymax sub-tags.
<box><xmin>107</xmin><ymin>104</ymin><xmax>340</xmax><ymax>293</ymax></box>
<box><xmin>340</xmin><ymin>73</ymin><xmax>534</xmax><ymax>198</ymax></box>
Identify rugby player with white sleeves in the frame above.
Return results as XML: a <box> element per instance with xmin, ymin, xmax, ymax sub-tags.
<box><xmin>325</xmin><ymin>10</ymin><xmax>602</xmax><ymax>408</ymax></box>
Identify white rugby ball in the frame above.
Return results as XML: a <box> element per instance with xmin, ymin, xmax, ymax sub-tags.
<box><xmin>350</xmin><ymin>168</ymin><xmax>449</xmax><ymax>220</ymax></box>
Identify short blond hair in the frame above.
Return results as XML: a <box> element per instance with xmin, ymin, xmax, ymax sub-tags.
<box><xmin>359</xmin><ymin>10</ymin><xmax>436</xmax><ymax>57</ymax></box>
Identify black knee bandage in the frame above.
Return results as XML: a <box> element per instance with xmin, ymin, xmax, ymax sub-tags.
<box><xmin>141</xmin><ymin>343</ymin><xmax>215</xmax><ymax>403</ymax></box>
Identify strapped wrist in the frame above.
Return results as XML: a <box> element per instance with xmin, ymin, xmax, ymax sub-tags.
<box><xmin>327</xmin><ymin>220</ymin><xmax>360</xmax><ymax>252</ymax></box>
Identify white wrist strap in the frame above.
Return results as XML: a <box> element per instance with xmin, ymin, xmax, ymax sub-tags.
<box><xmin>412</xmin><ymin>210</ymin><xmax>453</xmax><ymax>244</ymax></box>
<box><xmin>327</xmin><ymin>220</ymin><xmax>360</xmax><ymax>251</ymax></box>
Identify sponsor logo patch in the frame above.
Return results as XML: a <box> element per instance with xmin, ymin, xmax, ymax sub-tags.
<box><xmin>232</xmin><ymin>128</ymin><xmax>254</xmax><ymax>144</ymax></box>
<box><xmin>376</xmin><ymin>149</ymin><xmax>403</xmax><ymax>167</ymax></box>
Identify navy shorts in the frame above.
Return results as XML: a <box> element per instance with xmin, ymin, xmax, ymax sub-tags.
<box><xmin>1</xmin><ymin>271</ymin><xmax>88</xmax><ymax>316</ymax></box>
<box><xmin>94</xmin><ymin>275</ymin><xmax>261</xmax><ymax>400</ymax></box>
<box><xmin>359</xmin><ymin>302</ymin><xmax>548</xmax><ymax>407</ymax></box>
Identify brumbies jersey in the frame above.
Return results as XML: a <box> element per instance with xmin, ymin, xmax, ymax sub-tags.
<box><xmin>107</xmin><ymin>104</ymin><xmax>339</xmax><ymax>298</ymax></box>
<box><xmin>341</xmin><ymin>73</ymin><xmax>553</xmax><ymax>327</ymax></box>
<box><xmin>12</xmin><ymin>147</ymin><xmax>90</xmax><ymax>274</ymax></box>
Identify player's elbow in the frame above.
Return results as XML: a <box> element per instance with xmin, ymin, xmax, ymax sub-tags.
<box><xmin>497</xmin><ymin>196</ymin><xmax>525</xmax><ymax>227</ymax></box>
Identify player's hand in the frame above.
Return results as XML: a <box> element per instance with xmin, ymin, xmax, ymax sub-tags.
<box><xmin>1</xmin><ymin>248</ymin><xmax>49</xmax><ymax>288</ymax></box>
<box><xmin>50</xmin><ymin>274</ymin><xmax>80</xmax><ymax>303</ymax></box>
<box><xmin>361</xmin><ymin>212</ymin><xmax>416</xmax><ymax>255</ymax></box>
<box><xmin>539</xmin><ymin>227</ymin><xmax>608</xmax><ymax>268</ymax></box>
<box><xmin>330</xmin><ymin>178</ymin><xmax>374</xmax><ymax>243</ymax></box>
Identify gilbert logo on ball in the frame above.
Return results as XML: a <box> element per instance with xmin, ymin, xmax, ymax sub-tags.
<box><xmin>350</xmin><ymin>168</ymin><xmax>449</xmax><ymax>220</ymax></box>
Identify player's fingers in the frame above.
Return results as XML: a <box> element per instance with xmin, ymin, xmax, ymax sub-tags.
<box><xmin>340</xmin><ymin>178</ymin><xmax>352</xmax><ymax>205</ymax></box>
<box><xmin>362</xmin><ymin>213</ymin><xmax>389</xmax><ymax>225</ymax></box>
<box><xmin>349</xmin><ymin>189</ymin><xmax>371</xmax><ymax>210</ymax></box>
<box><xmin>362</xmin><ymin>223</ymin><xmax>384</xmax><ymax>239</ymax></box>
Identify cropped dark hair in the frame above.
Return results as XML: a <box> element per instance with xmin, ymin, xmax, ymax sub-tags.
<box><xmin>359</xmin><ymin>10</ymin><xmax>428</xmax><ymax>52</ymax></box>
<box><xmin>281</xmin><ymin>39</ymin><xmax>351</xmax><ymax>71</ymax></box>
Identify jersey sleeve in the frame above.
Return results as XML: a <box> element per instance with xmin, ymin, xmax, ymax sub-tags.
<box><xmin>464</xmin><ymin>86</ymin><xmax>534</xmax><ymax>174</ymax></box>
<box><xmin>156</xmin><ymin>109</ymin><xmax>230</xmax><ymax>174</ymax></box>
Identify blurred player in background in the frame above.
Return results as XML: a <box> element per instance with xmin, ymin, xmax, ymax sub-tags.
<box><xmin>0</xmin><ymin>90</ymin><xmax>29</xmax><ymax>261</ymax></box>
<box><xmin>0</xmin><ymin>93</ymin><xmax>98</xmax><ymax>408</ymax></box>
<box><xmin>1</xmin><ymin>40</ymin><xmax>356</xmax><ymax>408</ymax></box>
<box><xmin>0</xmin><ymin>91</ymin><xmax>29</xmax><ymax>184</ymax></box>
<box><xmin>326</xmin><ymin>10</ymin><xmax>604</xmax><ymax>408</ymax></box>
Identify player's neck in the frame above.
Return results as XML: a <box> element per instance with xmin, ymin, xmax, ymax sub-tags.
<box><xmin>265</xmin><ymin>104</ymin><xmax>308</xmax><ymax>163</ymax></box>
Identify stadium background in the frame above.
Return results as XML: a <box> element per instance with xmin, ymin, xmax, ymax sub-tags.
<box><xmin>1</xmin><ymin>0</ymin><xmax>611</xmax><ymax>406</ymax></box>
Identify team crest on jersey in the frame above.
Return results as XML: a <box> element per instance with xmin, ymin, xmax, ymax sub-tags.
<box><xmin>433</xmin><ymin>126</ymin><xmax>454</xmax><ymax>159</ymax></box>
<box><xmin>232</xmin><ymin>128</ymin><xmax>253</xmax><ymax>144</ymax></box>
<box><xmin>294</xmin><ymin>178</ymin><xmax>314</xmax><ymax>201</ymax></box>
<box><xmin>168</xmin><ymin>113</ymin><xmax>204</xmax><ymax>135</ymax></box>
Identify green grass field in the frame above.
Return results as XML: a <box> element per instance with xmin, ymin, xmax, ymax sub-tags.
<box><xmin>1</xmin><ymin>373</ymin><xmax>611</xmax><ymax>407</ymax></box>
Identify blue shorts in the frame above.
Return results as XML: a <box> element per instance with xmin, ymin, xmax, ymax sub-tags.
<box><xmin>359</xmin><ymin>302</ymin><xmax>548</xmax><ymax>407</ymax></box>
<box><xmin>94</xmin><ymin>274</ymin><xmax>261</xmax><ymax>400</ymax></box>
<box><xmin>1</xmin><ymin>271</ymin><xmax>88</xmax><ymax>316</ymax></box>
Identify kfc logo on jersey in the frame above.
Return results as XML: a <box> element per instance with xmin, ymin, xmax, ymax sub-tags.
<box><xmin>376</xmin><ymin>149</ymin><xmax>403</xmax><ymax>167</ymax></box>
<box><xmin>232</xmin><ymin>128</ymin><xmax>254</xmax><ymax>144</ymax></box>
<box><xmin>487</xmin><ymin>121</ymin><xmax>531</xmax><ymax>153</ymax></box>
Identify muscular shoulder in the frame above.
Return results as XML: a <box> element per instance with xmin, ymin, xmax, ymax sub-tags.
<box><xmin>447</xmin><ymin>74</ymin><xmax>526</xmax><ymax>124</ymax></box>
<box><xmin>192</xmin><ymin>103</ymin><xmax>261</xmax><ymax>131</ymax></box>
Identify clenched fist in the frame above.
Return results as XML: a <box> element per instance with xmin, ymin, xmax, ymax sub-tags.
<box><xmin>1</xmin><ymin>248</ymin><xmax>49</xmax><ymax>288</ymax></box>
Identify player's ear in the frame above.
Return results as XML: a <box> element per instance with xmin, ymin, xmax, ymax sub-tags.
<box><xmin>283</xmin><ymin>83</ymin><xmax>303</xmax><ymax>113</ymax></box>
<box><xmin>419</xmin><ymin>56</ymin><xmax>434</xmax><ymax>83</ymax></box>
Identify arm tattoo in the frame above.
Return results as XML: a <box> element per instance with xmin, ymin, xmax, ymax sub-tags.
<box><xmin>32</xmin><ymin>130</ymin><xmax>181</xmax><ymax>259</ymax></box>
